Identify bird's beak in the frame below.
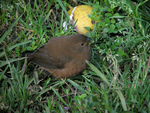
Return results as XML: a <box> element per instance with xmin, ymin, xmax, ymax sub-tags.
<box><xmin>87</xmin><ymin>38</ymin><xmax>92</xmax><ymax>43</ymax></box>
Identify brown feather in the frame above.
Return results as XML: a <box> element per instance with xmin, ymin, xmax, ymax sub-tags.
<box><xmin>26</xmin><ymin>34</ymin><xmax>92</xmax><ymax>78</ymax></box>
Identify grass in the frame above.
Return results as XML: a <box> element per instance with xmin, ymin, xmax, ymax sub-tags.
<box><xmin>0</xmin><ymin>0</ymin><xmax>150</xmax><ymax>112</ymax></box>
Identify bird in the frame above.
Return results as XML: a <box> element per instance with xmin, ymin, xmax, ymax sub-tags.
<box><xmin>25</xmin><ymin>34</ymin><xmax>92</xmax><ymax>79</ymax></box>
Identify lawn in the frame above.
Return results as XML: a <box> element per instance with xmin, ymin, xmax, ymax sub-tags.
<box><xmin>0</xmin><ymin>0</ymin><xmax>150</xmax><ymax>112</ymax></box>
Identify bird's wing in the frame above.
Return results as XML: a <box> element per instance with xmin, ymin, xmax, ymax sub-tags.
<box><xmin>31</xmin><ymin>39</ymin><xmax>73</xmax><ymax>69</ymax></box>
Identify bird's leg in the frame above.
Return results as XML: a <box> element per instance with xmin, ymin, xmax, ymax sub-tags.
<box><xmin>61</xmin><ymin>78</ymin><xmax>74</xmax><ymax>93</ymax></box>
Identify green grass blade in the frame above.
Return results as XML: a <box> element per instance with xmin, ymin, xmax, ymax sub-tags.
<box><xmin>116</xmin><ymin>89</ymin><xmax>127</xmax><ymax>111</ymax></box>
<box><xmin>0</xmin><ymin>14</ymin><xmax>22</xmax><ymax>44</ymax></box>
<box><xmin>0</xmin><ymin>57</ymin><xmax>26</xmax><ymax>68</ymax></box>
<box><xmin>43</xmin><ymin>9</ymin><xmax>52</xmax><ymax>23</ymax></box>
<box><xmin>0</xmin><ymin>41</ymin><xmax>31</xmax><ymax>57</ymax></box>
<box><xmin>56</xmin><ymin>0</ymin><xmax>69</xmax><ymax>19</ymax></box>
<box><xmin>67</xmin><ymin>79</ymin><xmax>86</xmax><ymax>93</ymax></box>
<box><xmin>51</xmin><ymin>87</ymin><xmax>69</xmax><ymax>106</ymax></box>
<box><xmin>0</xmin><ymin>65</ymin><xmax>8</xmax><ymax>80</ymax></box>
<box><xmin>86</xmin><ymin>61</ymin><xmax>110</xmax><ymax>86</ymax></box>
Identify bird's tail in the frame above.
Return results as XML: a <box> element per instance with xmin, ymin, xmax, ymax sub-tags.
<box><xmin>22</xmin><ymin>51</ymin><xmax>35</xmax><ymax>59</ymax></box>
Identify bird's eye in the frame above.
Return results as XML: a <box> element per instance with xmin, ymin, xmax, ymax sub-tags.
<box><xmin>81</xmin><ymin>43</ymin><xmax>84</xmax><ymax>46</ymax></box>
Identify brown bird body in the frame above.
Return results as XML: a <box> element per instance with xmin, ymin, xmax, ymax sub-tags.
<box><xmin>27</xmin><ymin>34</ymin><xmax>92</xmax><ymax>78</ymax></box>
